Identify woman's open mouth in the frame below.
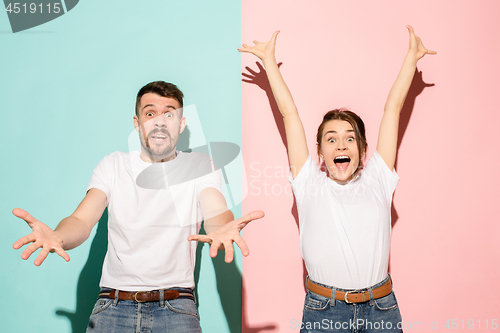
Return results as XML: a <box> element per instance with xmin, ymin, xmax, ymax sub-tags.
<box><xmin>334</xmin><ymin>155</ymin><xmax>351</xmax><ymax>171</ymax></box>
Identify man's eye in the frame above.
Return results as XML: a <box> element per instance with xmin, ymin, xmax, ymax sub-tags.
<box><xmin>146</xmin><ymin>112</ymin><xmax>154</xmax><ymax>117</ymax></box>
<box><xmin>165</xmin><ymin>113</ymin><xmax>173</xmax><ymax>118</ymax></box>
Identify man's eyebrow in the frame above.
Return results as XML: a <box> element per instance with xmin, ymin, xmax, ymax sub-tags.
<box><xmin>142</xmin><ymin>104</ymin><xmax>155</xmax><ymax>110</ymax></box>
<box><xmin>142</xmin><ymin>104</ymin><xmax>177</xmax><ymax>111</ymax></box>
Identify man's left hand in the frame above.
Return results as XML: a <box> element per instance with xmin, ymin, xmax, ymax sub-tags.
<box><xmin>188</xmin><ymin>210</ymin><xmax>265</xmax><ymax>263</ymax></box>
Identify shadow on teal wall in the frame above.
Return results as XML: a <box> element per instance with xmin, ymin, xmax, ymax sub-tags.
<box><xmin>194</xmin><ymin>225</ymin><xmax>243</xmax><ymax>333</ymax></box>
<box><xmin>55</xmin><ymin>209</ymin><xmax>109</xmax><ymax>332</ymax></box>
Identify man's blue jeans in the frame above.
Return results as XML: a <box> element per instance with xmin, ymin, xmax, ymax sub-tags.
<box><xmin>86</xmin><ymin>288</ymin><xmax>201</xmax><ymax>333</ymax></box>
<box><xmin>300</xmin><ymin>275</ymin><xmax>403</xmax><ymax>333</ymax></box>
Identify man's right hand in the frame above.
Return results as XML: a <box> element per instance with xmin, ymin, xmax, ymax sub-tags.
<box><xmin>12</xmin><ymin>208</ymin><xmax>70</xmax><ymax>266</ymax></box>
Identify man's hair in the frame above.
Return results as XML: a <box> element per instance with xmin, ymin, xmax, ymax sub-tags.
<box><xmin>135</xmin><ymin>81</ymin><xmax>184</xmax><ymax>116</ymax></box>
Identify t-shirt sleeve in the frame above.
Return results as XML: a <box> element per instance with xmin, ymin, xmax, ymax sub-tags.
<box><xmin>196</xmin><ymin>156</ymin><xmax>222</xmax><ymax>200</ymax></box>
<box><xmin>363</xmin><ymin>150</ymin><xmax>400</xmax><ymax>201</ymax></box>
<box><xmin>87</xmin><ymin>155</ymin><xmax>113</xmax><ymax>200</ymax></box>
<box><xmin>288</xmin><ymin>155</ymin><xmax>322</xmax><ymax>202</ymax></box>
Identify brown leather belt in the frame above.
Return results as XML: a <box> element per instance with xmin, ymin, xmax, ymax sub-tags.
<box><xmin>98</xmin><ymin>289</ymin><xmax>194</xmax><ymax>303</ymax></box>
<box><xmin>307</xmin><ymin>278</ymin><xmax>392</xmax><ymax>304</ymax></box>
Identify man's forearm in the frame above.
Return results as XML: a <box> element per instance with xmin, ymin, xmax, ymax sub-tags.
<box><xmin>203</xmin><ymin>210</ymin><xmax>234</xmax><ymax>235</ymax></box>
<box><xmin>54</xmin><ymin>215</ymin><xmax>94</xmax><ymax>250</ymax></box>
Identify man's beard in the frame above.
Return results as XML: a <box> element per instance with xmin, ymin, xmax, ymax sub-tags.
<box><xmin>139</xmin><ymin>128</ymin><xmax>178</xmax><ymax>161</ymax></box>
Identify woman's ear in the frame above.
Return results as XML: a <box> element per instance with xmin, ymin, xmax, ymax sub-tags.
<box><xmin>317</xmin><ymin>145</ymin><xmax>323</xmax><ymax>162</ymax></box>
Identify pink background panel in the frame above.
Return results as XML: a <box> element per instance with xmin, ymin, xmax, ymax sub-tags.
<box><xmin>241</xmin><ymin>0</ymin><xmax>500</xmax><ymax>332</ymax></box>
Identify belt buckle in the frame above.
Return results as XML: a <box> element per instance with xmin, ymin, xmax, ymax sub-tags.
<box><xmin>344</xmin><ymin>291</ymin><xmax>353</xmax><ymax>304</ymax></box>
<box><xmin>134</xmin><ymin>291</ymin><xmax>147</xmax><ymax>303</ymax></box>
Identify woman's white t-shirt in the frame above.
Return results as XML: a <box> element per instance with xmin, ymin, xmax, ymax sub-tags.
<box><xmin>289</xmin><ymin>151</ymin><xmax>399</xmax><ymax>289</ymax></box>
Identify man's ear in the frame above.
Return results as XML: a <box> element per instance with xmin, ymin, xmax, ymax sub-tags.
<box><xmin>179</xmin><ymin>116</ymin><xmax>187</xmax><ymax>134</ymax></box>
<box><xmin>133</xmin><ymin>115</ymin><xmax>139</xmax><ymax>132</ymax></box>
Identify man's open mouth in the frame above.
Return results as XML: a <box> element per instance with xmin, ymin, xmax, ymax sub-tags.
<box><xmin>149</xmin><ymin>131</ymin><xmax>169</xmax><ymax>142</ymax></box>
<box><xmin>334</xmin><ymin>155</ymin><xmax>351</xmax><ymax>171</ymax></box>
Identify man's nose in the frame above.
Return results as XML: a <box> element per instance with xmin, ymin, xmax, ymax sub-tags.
<box><xmin>154</xmin><ymin>114</ymin><xmax>167</xmax><ymax>127</ymax></box>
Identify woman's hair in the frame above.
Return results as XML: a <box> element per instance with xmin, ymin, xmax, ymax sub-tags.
<box><xmin>316</xmin><ymin>109</ymin><xmax>368</xmax><ymax>166</ymax></box>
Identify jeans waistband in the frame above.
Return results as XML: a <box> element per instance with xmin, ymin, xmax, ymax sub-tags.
<box><xmin>99</xmin><ymin>287</ymin><xmax>194</xmax><ymax>293</ymax></box>
<box><xmin>308</xmin><ymin>274</ymin><xmax>392</xmax><ymax>292</ymax></box>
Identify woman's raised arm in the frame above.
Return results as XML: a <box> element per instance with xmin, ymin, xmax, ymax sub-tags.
<box><xmin>377</xmin><ymin>26</ymin><xmax>436</xmax><ymax>170</ymax></box>
<box><xmin>239</xmin><ymin>31</ymin><xmax>309</xmax><ymax>178</ymax></box>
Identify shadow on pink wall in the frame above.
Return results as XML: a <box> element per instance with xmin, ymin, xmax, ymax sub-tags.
<box><xmin>389</xmin><ymin>68</ymin><xmax>435</xmax><ymax>273</ymax></box>
<box><xmin>241</xmin><ymin>281</ymin><xmax>279</xmax><ymax>333</ymax></box>
<box><xmin>242</xmin><ymin>62</ymin><xmax>308</xmax><ymax>294</ymax></box>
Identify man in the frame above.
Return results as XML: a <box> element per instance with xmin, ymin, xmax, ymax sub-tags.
<box><xmin>12</xmin><ymin>81</ymin><xmax>263</xmax><ymax>332</ymax></box>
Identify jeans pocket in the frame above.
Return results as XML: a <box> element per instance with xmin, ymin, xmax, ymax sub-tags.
<box><xmin>304</xmin><ymin>291</ymin><xmax>330</xmax><ymax>311</ymax></box>
<box><xmin>165</xmin><ymin>299</ymin><xmax>199</xmax><ymax>318</ymax></box>
<box><xmin>373</xmin><ymin>291</ymin><xmax>399</xmax><ymax>311</ymax></box>
<box><xmin>90</xmin><ymin>298</ymin><xmax>113</xmax><ymax>316</ymax></box>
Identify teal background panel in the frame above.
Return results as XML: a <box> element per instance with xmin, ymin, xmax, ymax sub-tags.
<box><xmin>0</xmin><ymin>1</ymin><xmax>242</xmax><ymax>332</ymax></box>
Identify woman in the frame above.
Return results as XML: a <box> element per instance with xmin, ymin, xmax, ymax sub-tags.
<box><xmin>239</xmin><ymin>27</ymin><xmax>435</xmax><ymax>332</ymax></box>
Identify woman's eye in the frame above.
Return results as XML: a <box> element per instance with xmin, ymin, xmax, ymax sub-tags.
<box><xmin>347</xmin><ymin>137</ymin><xmax>355</xmax><ymax>142</ymax></box>
<box><xmin>328</xmin><ymin>138</ymin><xmax>335</xmax><ymax>143</ymax></box>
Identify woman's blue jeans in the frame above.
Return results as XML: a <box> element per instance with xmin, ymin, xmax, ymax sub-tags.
<box><xmin>300</xmin><ymin>275</ymin><xmax>403</xmax><ymax>332</ymax></box>
<box><xmin>86</xmin><ymin>288</ymin><xmax>201</xmax><ymax>333</ymax></box>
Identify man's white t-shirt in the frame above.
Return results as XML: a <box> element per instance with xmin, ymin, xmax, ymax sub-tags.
<box><xmin>88</xmin><ymin>150</ymin><xmax>221</xmax><ymax>291</ymax></box>
<box><xmin>289</xmin><ymin>151</ymin><xmax>399</xmax><ymax>289</ymax></box>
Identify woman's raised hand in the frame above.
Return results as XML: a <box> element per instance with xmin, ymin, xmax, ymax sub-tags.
<box><xmin>407</xmin><ymin>25</ymin><xmax>437</xmax><ymax>60</ymax></box>
<box><xmin>238</xmin><ymin>30</ymin><xmax>280</xmax><ymax>61</ymax></box>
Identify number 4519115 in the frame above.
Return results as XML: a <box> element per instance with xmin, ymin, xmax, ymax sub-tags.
<box><xmin>5</xmin><ymin>3</ymin><xmax>62</xmax><ymax>14</ymax></box>
<box><xmin>444</xmin><ymin>319</ymin><xmax>498</xmax><ymax>329</ymax></box>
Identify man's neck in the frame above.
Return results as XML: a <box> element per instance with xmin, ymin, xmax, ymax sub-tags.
<box><xmin>139</xmin><ymin>150</ymin><xmax>178</xmax><ymax>163</ymax></box>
